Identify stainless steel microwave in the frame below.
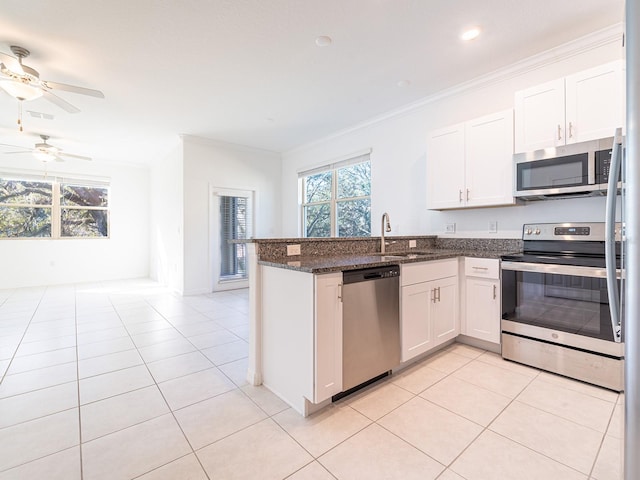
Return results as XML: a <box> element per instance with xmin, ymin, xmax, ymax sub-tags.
<box><xmin>513</xmin><ymin>136</ymin><xmax>617</xmax><ymax>200</ymax></box>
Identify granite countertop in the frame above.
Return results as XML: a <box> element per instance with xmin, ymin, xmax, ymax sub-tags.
<box><xmin>258</xmin><ymin>248</ymin><xmax>517</xmax><ymax>274</ymax></box>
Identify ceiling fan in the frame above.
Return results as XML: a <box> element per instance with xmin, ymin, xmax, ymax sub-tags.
<box><xmin>0</xmin><ymin>134</ymin><xmax>92</xmax><ymax>162</ymax></box>
<box><xmin>0</xmin><ymin>45</ymin><xmax>104</xmax><ymax>114</ymax></box>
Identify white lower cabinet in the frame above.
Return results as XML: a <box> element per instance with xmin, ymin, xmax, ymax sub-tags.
<box><xmin>261</xmin><ymin>266</ymin><xmax>342</xmax><ymax>416</ymax></box>
<box><xmin>401</xmin><ymin>259</ymin><xmax>459</xmax><ymax>362</ymax></box>
<box><xmin>463</xmin><ymin>258</ymin><xmax>501</xmax><ymax>344</ymax></box>
<box><xmin>313</xmin><ymin>272</ymin><xmax>343</xmax><ymax>403</ymax></box>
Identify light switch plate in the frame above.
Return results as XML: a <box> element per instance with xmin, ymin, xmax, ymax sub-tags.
<box><xmin>488</xmin><ymin>221</ymin><xmax>498</xmax><ymax>233</ymax></box>
<box><xmin>409</xmin><ymin>240</ymin><xmax>417</xmax><ymax>248</ymax></box>
<box><xmin>445</xmin><ymin>223</ymin><xmax>456</xmax><ymax>234</ymax></box>
<box><xmin>287</xmin><ymin>244</ymin><xmax>301</xmax><ymax>256</ymax></box>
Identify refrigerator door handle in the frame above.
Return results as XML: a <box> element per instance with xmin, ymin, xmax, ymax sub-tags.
<box><xmin>605</xmin><ymin>127</ymin><xmax>623</xmax><ymax>342</ymax></box>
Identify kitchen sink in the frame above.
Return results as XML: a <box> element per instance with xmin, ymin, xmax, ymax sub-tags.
<box><xmin>371</xmin><ymin>252</ymin><xmax>425</xmax><ymax>260</ymax></box>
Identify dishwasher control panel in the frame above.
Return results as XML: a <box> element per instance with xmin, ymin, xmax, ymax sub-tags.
<box><xmin>343</xmin><ymin>265</ymin><xmax>400</xmax><ymax>284</ymax></box>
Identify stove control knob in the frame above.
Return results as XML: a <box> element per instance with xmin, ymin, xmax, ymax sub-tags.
<box><xmin>526</xmin><ymin>228</ymin><xmax>533</xmax><ymax>235</ymax></box>
<box><xmin>535</xmin><ymin>228</ymin><xmax>541</xmax><ymax>235</ymax></box>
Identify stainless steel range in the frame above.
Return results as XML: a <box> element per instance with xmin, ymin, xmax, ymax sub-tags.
<box><xmin>501</xmin><ymin>222</ymin><xmax>624</xmax><ymax>391</ymax></box>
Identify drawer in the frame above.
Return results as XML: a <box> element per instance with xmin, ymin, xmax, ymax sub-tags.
<box><xmin>401</xmin><ymin>258</ymin><xmax>458</xmax><ymax>286</ymax></box>
<box><xmin>465</xmin><ymin>257</ymin><xmax>499</xmax><ymax>279</ymax></box>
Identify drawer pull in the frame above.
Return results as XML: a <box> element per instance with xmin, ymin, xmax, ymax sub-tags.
<box><xmin>472</xmin><ymin>266</ymin><xmax>489</xmax><ymax>270</ymax></box>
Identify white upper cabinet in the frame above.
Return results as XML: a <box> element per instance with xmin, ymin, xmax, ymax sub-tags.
<box><xmin>514</xmin><ymin>78</ymin><xmax>565</xmax><ymax>152</ymax></box>
<box><xmin>515</xmin><ymin>60</ymin><xmax>624</xmax><ymax>153</ymax></box>
<box><xmin>426</xmin><ymin>123</ymin><xmax>465</xmax><ymax>210</ymax></box>
<box><xmin>427</xmin><ymin>110</ymin><xmax>514</xmax><ymax>210</ymax></box>
<box><xmin>465</xmin><ymin>110</ymin><xmax>515</xmax><ymax>208</ymax></box>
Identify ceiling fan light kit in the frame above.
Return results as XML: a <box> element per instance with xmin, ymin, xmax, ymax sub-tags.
<box><xmin>0</xmin><ymin>78</ymin><xmax>43</xmax><ymax>101</ymax></box>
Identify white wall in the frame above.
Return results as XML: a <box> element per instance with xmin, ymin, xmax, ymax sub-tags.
<box><xmin>182</xmin><ymin>136</ymin><xmax>282</xmax><ymax>295</ymax></box>
<box><xmin>281</xmin><ymin>26</ymin><xmax>624</xmax><ymax>238</ymax></box>
<box><xmin>149</xmin><ymin>140</ymin><xmax>184</xmax><ymax>292</ymax></box>
<box><xmin>0</xmin><ymin>157</ymin><xmax>150</xmax><ymax>289</ymax></box>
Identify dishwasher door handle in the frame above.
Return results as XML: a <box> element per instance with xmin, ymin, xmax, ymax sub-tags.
<box><xmin>364</xmin><ymin>272</ymin><xmax>384</xmax><ymax>280</ymax></box>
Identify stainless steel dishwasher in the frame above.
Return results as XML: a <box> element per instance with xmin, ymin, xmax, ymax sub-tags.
<box><xmin>340</xmin><ymin>265</ymin><xmax>400</xmax><ymax>396</ymax></box>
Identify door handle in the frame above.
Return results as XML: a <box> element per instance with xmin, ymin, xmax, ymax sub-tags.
<box><xmin>569</xmin><ymin>122</ymin><xmax>573</xmax><ymax>138</ymax></box>
<box><xmin>338</xmin><ymin>283</ymin><xmax>343</xmax><ymax>302</ymax></box>
<box><xmin>493</xmin><ymin>284</ymin><xmax>497</xmax><ymax>300</ymax></box>
<box><xmin>436</xmin><ymin>286</ymin><xmax>441</xmax><ymax>302</ymax></box>
<box><xmin>431</xmin><ymin>288</ymin><xmax>436</xmax><ymax>303</ymax></box>
<box><xmin>459</xmin><ymin>189</ymin><xmax>463</xmax><ymax>203</ymax></box>
<box><xmin>557</xmin><ymin>124</ymin><xmax>562</xmax><ymax>141</ymax></box>
<box><xmin>466</xmin><ymin>189</ymin><xmax>470</xmax><ymax>201</ymax></box>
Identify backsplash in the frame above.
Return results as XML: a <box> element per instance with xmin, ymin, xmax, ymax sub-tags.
<box><xmin>254</xmin><ymin>235</ymin><xmax>521</xmax><ymax>262</ymax></box>
<box><xmin>435</xmin><ymin>237</ymin><xmax>523</xmax><ymax>252</ymax></box>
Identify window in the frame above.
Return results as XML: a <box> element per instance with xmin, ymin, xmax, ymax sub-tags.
<box><xmin>300</xmin><ymin>152</ymin><xmax>371</xmax><ymax>237</ymax></box>
<box><xmin>220</xmin><ymin>194</ymin><xmax>252</xmax><ymax>280</ymax></box>
<box><xmin>0</xmin><ymin>175</ymin><xmax>109</xmax><ymax>239</ymax></box>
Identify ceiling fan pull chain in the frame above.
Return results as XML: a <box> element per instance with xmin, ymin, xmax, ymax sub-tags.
<box><xmin>17</xmin><ymin>100</ymin><xmax>23</xmax><ymax>132</ymax></box>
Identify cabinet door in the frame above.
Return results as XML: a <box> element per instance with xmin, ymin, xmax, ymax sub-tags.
<box><xmin>465</xmin><ymin>277</ymin><xmax>500</xmax><ymax>343</ymax></box>
<box><xmin>427</xmin><ymin>123</ymin><xmax>465</xmax><ymax>210</ymax></box>
<box><xmin>514</xmin><ymin>78</ymin><xmax>565</xmax><ymax>152</ymax></box>
<box><xmin>432</xmin><ymin>276</ymin><xmax>459</xmax><ymax>345</ymax></box>
<box><xmin>400</xmin><ymin>281</ymin><xmax>434</xmax><ymax>362</ymax></box>
<box><xmin>465</xmin><ymin>109</ymin><xmax>515</xmax><ymax>207</ymax></box>
<box><xmin>314</xmin><ymin>272</ymin><xmax>343</xmax><ymax>403</ymax></box>
<box><xmin>565</xmin><ymin>60</ymin><xmax>624</xmax><ymax>144</ymax></box>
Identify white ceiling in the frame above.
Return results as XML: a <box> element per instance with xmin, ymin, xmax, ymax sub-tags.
<box><xmin>0</xmin><ymin>0</ymin><xmax>624</xmax><ymax>166</ymax></box>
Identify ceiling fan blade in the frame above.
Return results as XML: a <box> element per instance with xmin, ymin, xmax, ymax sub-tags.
<box><xmin>0</xmin><ymin>52</ymin><xmax>24</xmax><ymax>74</ymax></box>
<box><xmin>41</xmin><ymin>90</ymin><xmax>81</xmax><ymax>113</ymax></box>
<box><xmin>0</xmin><ymin>143</ymin><xmax>26</xmax><ymax>150</ymax></box>
<box><xmin>59</xmin><ymin>152</ymin><xmax>92</xmax><ymax>161</ymax></box>
<box><xmin>42</xmin><ymin>80</ymin><xmax>104</xmax><ymax>98</ymax></box>
<box><xmin>2</xmin><ymin>150</ymin><xmax>31</xmax><ymax>154</ymax></box>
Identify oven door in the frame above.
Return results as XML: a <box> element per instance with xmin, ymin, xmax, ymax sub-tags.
<box><xmin>501</xmin><ymin>261</ymin><xmax>623</xmax><ymax>356</ymax></box>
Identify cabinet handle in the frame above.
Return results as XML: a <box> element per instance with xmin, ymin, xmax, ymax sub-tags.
<box><xmin>472</xmin><ymin>266</ymin><xmax>489</xmax><ymax>271</ymax></box>
<box><xmin>338</xmin><ymin>283</ymin><xmax>343</xmax><ymax>302</ymax></box>
<box><xmin>569</xmin><ymin>122</ymin><xmax>573</xmax><ymax>138</ymax></box>
<box><xmin>557</xmin><ymin>124</ymin><xmax>562</xmax><ymax>141</ymax></box>
<box><xmin>436</xmin><ymin>286</ymin><xmax>441</xmax><ymax>302</ymax></box>
<box><xmin>459</xmin><ymin>189</ymin><xmax>463</xmax><ymax>203</ymax></box>
<box><xmin>431</xmin><ymin>288</ymin><xmax>436</xmax><ymax>303</ymax></box>
<box><xmin>493</xmin><ymin>284</ymin><xmax>497</xmax><ymax>300</ymax></box>
<box><xmin>466</xmin><ymin>189</ymin><xmax>470</xmax><ymax>201</ymax></box>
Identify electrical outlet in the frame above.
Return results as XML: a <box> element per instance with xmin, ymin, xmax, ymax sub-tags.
<box><xmin>445</xmin><ymin>223</ymin><xmax>456</xmax><ymax>234</ymax></box>
<box><xmin>409</xmin><ymin>239</ymin><xmax>417</xmax><ymax>248</ymax></box>
<box><xmin>488</xmin><ymin>221</ymin><xmax>498</xmax><ymax>233</ymax></box>
<box><xmin>287</xmin><ymin>244</ymin><xmax>301</xmax><ymax>256</ymax></box>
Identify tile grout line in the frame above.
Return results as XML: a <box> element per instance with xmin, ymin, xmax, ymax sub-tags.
<box><xmin>73</xmin><ymin>283</ymin><xmax>85</xmax><ymax>480</ymax></box>
<box><xmin>586</xmin><ymin>392</ymin><xmax>621</xmax><ymax>479</ymax></box>
<box><xmin>0</xmin><ymin>288</ymin><xmax>46</xmax><ymax>386</ymax></box>
<box><xmin>105</xmin><ymin>288</ymin><xmax>214</xmax><ymax>480</ymax></box>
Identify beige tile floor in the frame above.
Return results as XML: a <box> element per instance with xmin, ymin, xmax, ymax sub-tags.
<box><xmin>0</xmin><ymin>279</ymin><xmax>624</xmax><ymax>480</ymax></box>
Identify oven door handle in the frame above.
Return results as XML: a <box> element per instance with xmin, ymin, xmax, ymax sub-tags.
<box><xmin>501</xmin><ymin>261</ymin><xmax>622</xmax><ymax>279</ymax></box>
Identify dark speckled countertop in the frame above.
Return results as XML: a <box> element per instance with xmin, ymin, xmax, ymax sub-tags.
<box><xmin>258</xmin><ymin>248</ymin><xmax>517</xmax><ymax>274</ymax></box>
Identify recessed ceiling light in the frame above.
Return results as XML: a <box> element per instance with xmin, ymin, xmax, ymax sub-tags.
<box><xmin>461</xmin><ymin>27</ymin><xmax>481</xmax><ymax>41</ymax></box>
<box><xmin>397</xmin><ymin>80</ymin><xmax>411</xmax><ymax>88</ymax></box>
<box><xmin>315</xmin><ymin>35</ymin><xmax>332</xmax><ymax>47</ymax></box>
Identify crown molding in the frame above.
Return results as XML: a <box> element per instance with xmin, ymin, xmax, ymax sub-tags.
<box><xmin>286</xmin><ymin>23</ymin><xmax>624</xmax><ymax>156</ymax></box>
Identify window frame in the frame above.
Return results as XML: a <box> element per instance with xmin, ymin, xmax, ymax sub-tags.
<box><xmin>0</xmin><ymin>173</ymin><xmax>111</xmax><ymax>240</ymax></box>
<box><xmin>299</xmin><ymin>150</ymin><xmax>371</xmax><ymax>238</ymax></box>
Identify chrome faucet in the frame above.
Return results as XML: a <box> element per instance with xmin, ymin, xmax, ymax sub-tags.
<box><xmin>381</xmin><ymin>212</ymin><xmax>391</xmax><ymax>254</ymax></box>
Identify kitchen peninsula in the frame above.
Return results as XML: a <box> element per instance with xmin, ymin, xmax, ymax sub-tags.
<box><xmin>244</xmin><ymin>235</ymin><xmax>521</xmax><ymax>416</ymax></box>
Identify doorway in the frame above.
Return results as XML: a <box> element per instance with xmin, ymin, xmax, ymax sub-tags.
<box><xmin>210</xmin><ymin>188</ymin><xmax>254</xmax><ymax>292</ymax></box>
